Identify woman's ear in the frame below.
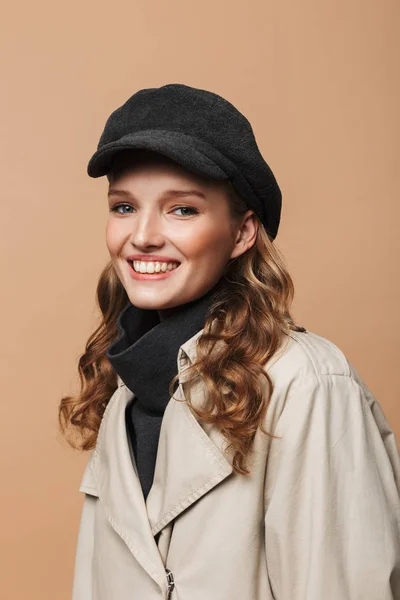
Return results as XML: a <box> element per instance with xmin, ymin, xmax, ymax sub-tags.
<box><xmin>230</xmin><ymin>211</ymin><xmax>258</xmax><ymax>260</ymax></box>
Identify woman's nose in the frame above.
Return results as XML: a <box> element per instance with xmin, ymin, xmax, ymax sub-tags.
<box><xmin>129</xmin><ymin>212</ymin><xmax>165</xmax><ymax>248</ymax></box>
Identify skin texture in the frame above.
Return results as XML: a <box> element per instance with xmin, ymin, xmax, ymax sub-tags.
<box><xmin>106</xmin><ymin>153</ymin><xmax>258</xmax><ymax>320</ymax></box>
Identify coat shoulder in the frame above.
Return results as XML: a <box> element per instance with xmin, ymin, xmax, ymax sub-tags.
<box><xmin>286</xmin><ymin>328</ymin><xmax>352</xmax><ymax>377</ymax></box>
<box><xmin>261</xmin><ymin>328</ymin><xmax>366</xmax><ymax>437</ymax></box>
<box><xmin>266</xmin><ymin>328</ymin><xmax>353</xmax><ymax>390</ymax></box>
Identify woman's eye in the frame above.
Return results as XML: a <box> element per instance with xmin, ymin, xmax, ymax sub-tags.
<box><xmin>110</xmin><ymin>204</ymin><xmax>199</xmax><ymax>217</ymax></box>
<box><xmin>110</xmin><ymin>204</ymin><xmax>134</xmax><ymax>214</ymax></box>
<box><xmin>172</xmin><ymin>206</ymin><xmax>199</xmax><ymax>217</ymax></box>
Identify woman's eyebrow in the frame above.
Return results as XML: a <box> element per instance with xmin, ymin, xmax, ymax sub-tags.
<box><xmin>107</xmin><ymin>188</ymin><xmax>207</xmax><ymax>200</ymax></box>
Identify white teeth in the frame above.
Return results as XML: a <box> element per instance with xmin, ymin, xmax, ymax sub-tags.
<box><xmin>132</xmin><ymin>260</ymin><xmax>179</xmax><ymax>274</ymax></box>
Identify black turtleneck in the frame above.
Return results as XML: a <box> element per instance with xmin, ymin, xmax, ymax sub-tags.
<box><xmin>105</xmin><ymin>281</ymin><xmax>222</xmax><ymax>499</ymax></box>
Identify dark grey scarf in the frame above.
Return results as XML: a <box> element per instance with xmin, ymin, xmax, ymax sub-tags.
<box><xmin>105</xmin><ymin>281</ymin><xmax>221</xmax><ymax>499</ymax></box>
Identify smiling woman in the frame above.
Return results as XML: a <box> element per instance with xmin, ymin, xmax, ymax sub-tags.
<box><xmin>60</xmin><ymin>84</ymin><xmax>400</xmax><ymax>600</ymax></box>
<box><xmin>104</xmin><ymin>149</ymin><xmax>258</xmax><ymax>318</ymax></box>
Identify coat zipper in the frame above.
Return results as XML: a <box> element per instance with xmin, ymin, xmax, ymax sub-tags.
<box><xmin>165</xmin><ymin>568</ymin><xmax>175</xmax><ymax>598</ymax></box>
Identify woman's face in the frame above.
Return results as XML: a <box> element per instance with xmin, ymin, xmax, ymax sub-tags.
<box><xmin>106</xmin><ymin>154</ymin><xmax>257</xmax><ymax>316</ymax></box>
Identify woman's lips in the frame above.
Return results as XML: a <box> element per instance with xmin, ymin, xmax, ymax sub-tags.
<box><xmin>127</xmin><ymin>261</ymin><xmax>180</xmax><ymax>280</ymax></box>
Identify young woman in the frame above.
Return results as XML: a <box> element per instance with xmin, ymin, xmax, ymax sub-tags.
<box><xmin>59</xmin><ymin>84</ymin><xmax>400</xmax><ymax>600</ymax></box>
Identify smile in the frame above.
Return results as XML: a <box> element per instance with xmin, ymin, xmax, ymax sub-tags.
<box><xmin>127</xmin><ymin>260</ymin><xmax>181</xmax><ymax>281</ymax></box>
<box><xmin>129</xmin><ymin>260</ymin><xmax>180</xmax><ymax>274</ymax></box>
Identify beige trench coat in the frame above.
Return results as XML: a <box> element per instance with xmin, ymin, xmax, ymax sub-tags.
<box><xmin>71</xmin><ymin>328</ymin><xmax>400</xmax><ymax>599</ymax></box>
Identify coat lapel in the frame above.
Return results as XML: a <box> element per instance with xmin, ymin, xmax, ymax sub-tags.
<box><xmin>84</xmin><ymin>328</ymin><xmax>233</xmax><ymax>589</ymax></box>
<box><xmin>88</xmin><ymin>381</ymin><xmax>167</xmax><ymax>589</ymax></box>
<box><xmin>145</xmin><ymin>364</ymin><xmax>233</xmax><ymax>535</ymax></box>
<box><xmin>146</xmin><ymin>328</ymin><xmax>233</xmax><ymax>533</ymax></box>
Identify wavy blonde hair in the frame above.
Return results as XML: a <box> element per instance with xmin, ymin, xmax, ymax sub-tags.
<box><xmin>58</xmin><ymin>159</ymin><xmax>305</xmax><ymax>475</ymax></box>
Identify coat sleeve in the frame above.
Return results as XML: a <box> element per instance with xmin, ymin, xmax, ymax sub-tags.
<box><xmin>264</xmin><ymin>372</ymin><xmax>400</xmax><ymax>600</ymax></box>
<box><xmin>71</xmin><ymin>493</ymin><xmax>97</xmax><ymax>600</ymax></box>
<box><xmin>71</xmin><ymin>452</ymin><xmax>98</xmax><ymax>600</ymax></box>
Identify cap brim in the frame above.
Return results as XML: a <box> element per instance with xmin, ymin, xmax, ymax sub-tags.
<box><xmin>87</xmin><ymin>129</ymin><xmax>230</xmax><ymax>180</ymax></box>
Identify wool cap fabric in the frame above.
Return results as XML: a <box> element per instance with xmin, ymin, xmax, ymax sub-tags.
<box><xmin>87</xmin><ymin>83</ymin><xmax>282</xmax><ymax>240</ymax></box>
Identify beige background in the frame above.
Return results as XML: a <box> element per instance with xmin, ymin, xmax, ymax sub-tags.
<box><xmin>1</xmin><ymin>1</ymin><xmax>399</xmax><ymax>598</ymax></box>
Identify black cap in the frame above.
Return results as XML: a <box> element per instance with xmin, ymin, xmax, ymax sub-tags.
<box><xmin>87</xmin><ymin>83</ymin><xmax>282</xmax><ymax>240</ymax></box>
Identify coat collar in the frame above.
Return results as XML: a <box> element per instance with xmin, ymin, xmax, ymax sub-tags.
<box><xmin>80</xmin><ymin>302</ymin><xmax>233</xmax><ymax>592</ymax></box>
